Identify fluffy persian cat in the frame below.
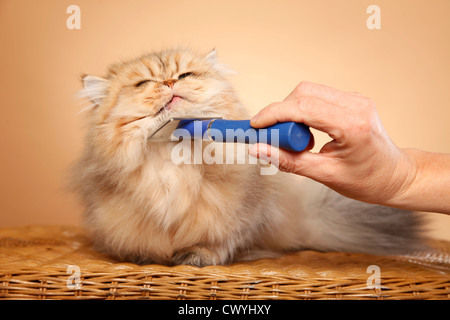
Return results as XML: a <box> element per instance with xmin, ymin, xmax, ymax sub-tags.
<box><xmin>71</xmin><ymin>48</ymin><xmax>426</xmax><ymax>266</ymax></box>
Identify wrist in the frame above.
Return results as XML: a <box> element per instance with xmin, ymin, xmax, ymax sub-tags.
<box><xmin>383</xmin><ymin>148</ymin><xmax>419</xmax><ymax>209</ymax></box>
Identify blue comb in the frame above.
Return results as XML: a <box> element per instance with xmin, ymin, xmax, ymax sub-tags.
<box><xmin>173</xmin><ymin>119</ymin><xmax>310</xmax><ymax>152</ymax></box>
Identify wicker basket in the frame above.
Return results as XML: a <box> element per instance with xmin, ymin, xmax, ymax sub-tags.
<box><xmin>0</xmin><ymin>225</ymin><xmax>449</xmax><ymax>300</ymax></box>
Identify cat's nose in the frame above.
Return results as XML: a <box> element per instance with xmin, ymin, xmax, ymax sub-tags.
<box><xmin>163</xmin><ymin>79</ymin><xmax>177</xmax><ymax>89</ymax></box>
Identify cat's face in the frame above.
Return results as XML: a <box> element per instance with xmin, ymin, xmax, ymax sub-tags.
<box><xmin>81</xmin><ymin>48</ymin><xmax>247</xmax><ymax>138</ymax></box>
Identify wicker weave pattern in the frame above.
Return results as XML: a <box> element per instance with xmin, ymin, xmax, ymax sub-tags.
<box><xmin>1</xmin><ymin>226</ymin><xmax>449</xmax><ymax>300</ymax></box>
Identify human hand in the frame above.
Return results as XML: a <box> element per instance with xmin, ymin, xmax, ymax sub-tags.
<box><xmin>249</xmin><ymin>81</ymin><xmax>417</xmax><ymax>205</ymax></box>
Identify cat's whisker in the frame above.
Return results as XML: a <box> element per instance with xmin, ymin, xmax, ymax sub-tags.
<box><xmin>78</xmin><ymin>102</ymin><xmax>98</xmax><ymax>114</ymax></box>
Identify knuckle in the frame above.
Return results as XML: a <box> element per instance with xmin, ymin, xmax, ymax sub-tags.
<box><xmin>349</xmin><ymin>116</ymin><xmax>372</xmax><ymax>138</ymax></box>
<box><xmin>265</xmin><ymin>102</ymin><xmax>280</xmax><ymax>113</ymax></box>
<box><xmin>258</xmin><ymin>102</ymin><xmax>278</xmax><ymax>119</ymax></box>
<box><xmin>346</xmin><ymin>99</ymin><xmax>376</xmax><ymax>135</ymax></box>
<box><xmin>361</xmin><ymin>97</ymin><xmax>376</xmax><ymax>111</ymax></box>
<box><xmin>295</xmin><ymin>81</ymin><xmax>313</xmax><ymax>95</ymax></box>
<box><xmin>278</xmin><ymin>157</ymin><xmax>296</xmax><ymax>173</ymax></box>
<box><xmin>365</xmin><ymin>97</ymin><xmax>375</xmax><ymax>106</ymax></box>
<box><xmin>294</xmin><ymin>96</ymin><xmax>309</xmax><ymax>111</ymax></box>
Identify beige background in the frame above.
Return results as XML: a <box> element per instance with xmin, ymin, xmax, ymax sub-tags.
<box><xmin>0</xmin><ymin>0</ymin><xmax>449</xmax><ymax>240</ymax></box>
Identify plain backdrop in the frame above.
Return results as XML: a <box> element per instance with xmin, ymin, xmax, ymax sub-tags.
<box><xmin>0</xmin><ymin>0</ymin><xmax>449</xmax><ymax>241</ymax></box>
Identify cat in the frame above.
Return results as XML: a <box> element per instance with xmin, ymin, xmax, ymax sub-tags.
<box><xmin>70</xmin><ymin>47</ymin><xmax>427</xmax><ymax>266</ymax></box>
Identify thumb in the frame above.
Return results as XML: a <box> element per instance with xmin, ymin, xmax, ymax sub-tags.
<box><xmin>249</xmin><ymin>143</ymin><xmax>326</xmax><ymax>177</ymax></box>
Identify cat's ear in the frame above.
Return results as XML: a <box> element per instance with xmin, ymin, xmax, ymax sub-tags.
<box><xmin>204</xmin><ymin>49</ymin><xmax>235</xmax><ymax>76</ymax></box>
<box><xmin>81</xmin><ymin>75</ymin><xmax>109</xmax><ymax>106</ymax></box>
<box><xmin>205</xmin><ymin>48</ymin><xmax>217</xmax><ymax>63</ymax></box>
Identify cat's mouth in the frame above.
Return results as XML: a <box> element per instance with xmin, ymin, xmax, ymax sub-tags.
<box><xmin>166</xmin><ymin>95</ymin><xmax>182</xmax><ymax>110</ymax></box>
<box><xmin>156</xmin><ymin>95</ymin><xmax>184</xmax><ymax>116</ymax></box>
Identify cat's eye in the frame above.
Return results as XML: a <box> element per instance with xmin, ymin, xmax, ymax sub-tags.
<box><xmin>178</xmin><ymin>72</ymin><xmax>194</xmax><ymax>80</ymax></box>
<box><xmin>135</xmin><ymin>79</ymin><xmax>152</xmax><ymax>87</ymax></box>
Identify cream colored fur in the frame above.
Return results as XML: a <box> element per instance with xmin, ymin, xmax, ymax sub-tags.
<box><xmin>70</xmin><ymin>48</ymin><xmax>426</xmax><ymax>266</ymax></box>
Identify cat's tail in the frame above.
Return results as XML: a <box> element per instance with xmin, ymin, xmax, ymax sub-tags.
<box><xmin>297</xmin><ymin>181</ymin><xmax>429</xmax><ymax>256</ymax></box>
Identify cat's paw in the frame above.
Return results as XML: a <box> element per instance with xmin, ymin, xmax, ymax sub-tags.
<box><xmin>172</xmin><ymin>246</ymin><xmax>219</xmax><ymax>267</ymax></box>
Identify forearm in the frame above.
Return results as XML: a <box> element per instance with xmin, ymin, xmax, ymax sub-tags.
<box><xmin>386</xmin><ymin>148</ymin><xmax>450</xmax><ymax>214</ymax></box>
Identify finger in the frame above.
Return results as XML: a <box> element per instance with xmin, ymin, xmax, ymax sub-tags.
<box><xmin>304</xmin><ymin>128</ymin><xmax>315</xmax><ymax>151</ymax></box>
<box><xmin>250</xmin><ymin>96</ymin><xmax>343</xmax><ymax>141</ymax></box>
<box><xmin>287</xmin><ymin>81</ymin><xmax>363</xmax><ymax>106</ymax></box>
<box><xmin>248</xmin><ymin>143</ymin><xmax>329</xmax><ymax>179</ymax></box>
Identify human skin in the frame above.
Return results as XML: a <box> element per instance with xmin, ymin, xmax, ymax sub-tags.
<box><xmin>249</xmin><ymin>81</ymin><xmax>450</xmax><ymax>215</ymax></box>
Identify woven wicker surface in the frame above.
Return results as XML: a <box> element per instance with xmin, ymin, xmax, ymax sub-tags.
<box><xmin>0</xmin><ymin>225</ymin><xmax>449</xmax><ymax>300</ymax></box>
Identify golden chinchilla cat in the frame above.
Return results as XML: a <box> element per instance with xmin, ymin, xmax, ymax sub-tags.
<box><xmin>70</xmin><ymin>48</ymin><xmax>426</xmax><ymax>266</ymax></box>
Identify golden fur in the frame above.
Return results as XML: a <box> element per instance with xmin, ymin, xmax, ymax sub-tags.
<box><xmin>70</xmin><ymin>48</ymin><xmax>426</xmax><ymax>266</ymax></box>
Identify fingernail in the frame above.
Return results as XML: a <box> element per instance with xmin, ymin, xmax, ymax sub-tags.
<box><xmin>248</xmin><ymin>144</ymin><xmax>259</xmax><ymax>158</ymax></box>
<box><xmin>250</xmin><ymin>114</ymin><xmax>259</xmax><ymax>125</ymax></box>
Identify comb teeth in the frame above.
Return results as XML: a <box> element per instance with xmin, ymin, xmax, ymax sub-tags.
<box><xmin>147</xmin><ymin>111</ymin><xmax>222</xmax><ymax>142</ymax></box>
